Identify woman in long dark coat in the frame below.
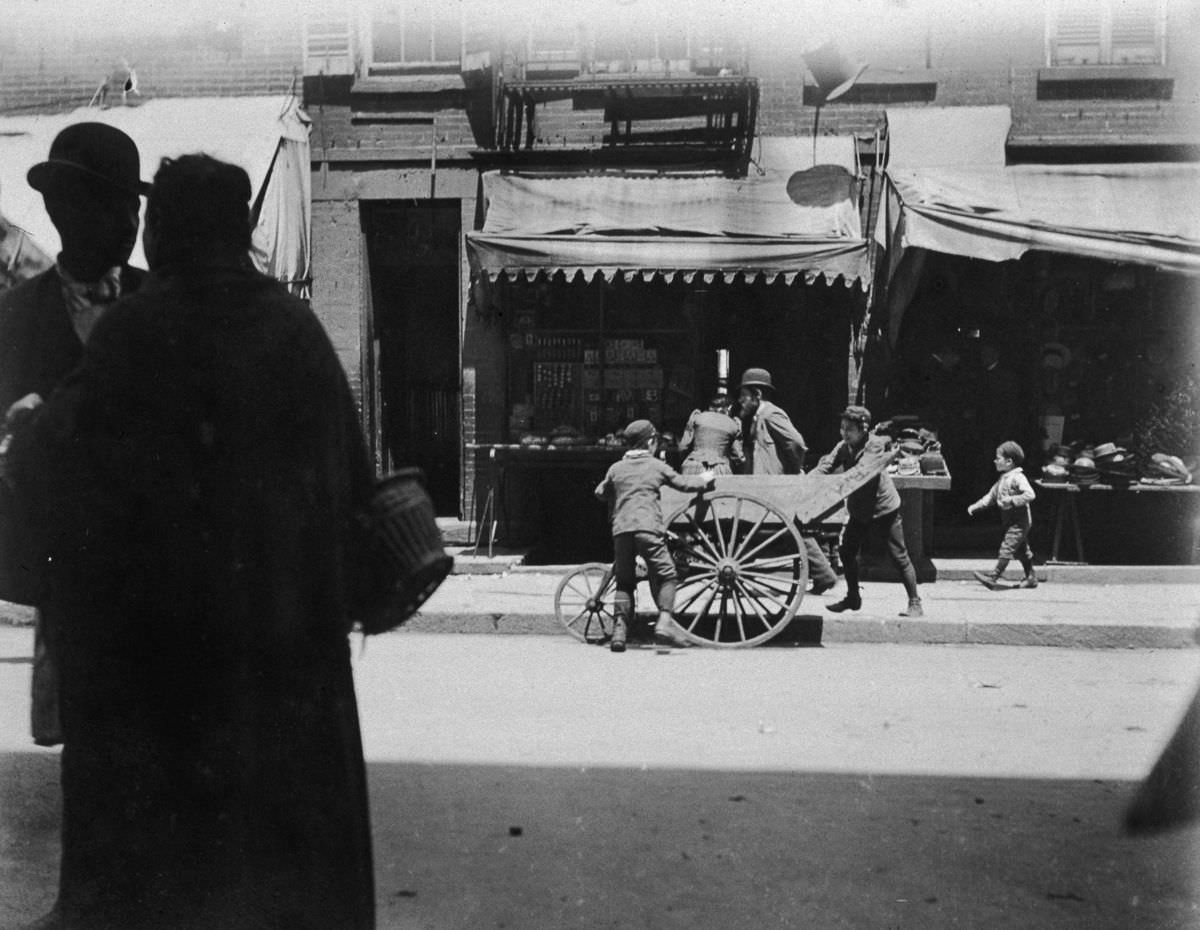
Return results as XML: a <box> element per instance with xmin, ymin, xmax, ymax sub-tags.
<box><xmin>10</xmin><ymin>154</ymin><xmax>376</xmax><ymax>929</ymax></box>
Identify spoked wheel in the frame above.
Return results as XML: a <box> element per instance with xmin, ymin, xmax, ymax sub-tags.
<box><xmin>666</xmin><ymin>492</ymin><xmax>808</xmax><ymax>648</ymax></box>
<box><xmin>554</xmin><ymin>562</ymin><xmax>617</xmax><ymax>644</ymax></box>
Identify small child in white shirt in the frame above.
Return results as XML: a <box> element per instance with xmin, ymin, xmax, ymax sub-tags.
<box><xmin>967</xmin><ymin>440</ymin><xmax>1038</xmax><ymax>589</ymax></box>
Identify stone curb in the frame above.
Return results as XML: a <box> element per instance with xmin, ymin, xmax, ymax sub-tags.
<box><xmin>397</xmin><ymin>610</ymin><xmax>1199</xmax><ymax>650</ymax></box>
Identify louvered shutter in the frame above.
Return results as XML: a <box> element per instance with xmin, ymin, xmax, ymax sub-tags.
<box><xmin>1051</xmin><ymin>1</ymin><xmax>1103</xmax><ymax>65</ymax></box>
<box><xmin>304</xmin><ymin>11</ymin><xmax>356</xmax><ymax>76</ymax></box>
<box><xmin>1110</xmin><ymin>0</ymin><xmax>1162</xmax><ymax>64</ymax></box>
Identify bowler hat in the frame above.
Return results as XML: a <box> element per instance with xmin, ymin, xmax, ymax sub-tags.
<box><xmin>28</xmin><ymin>123</ymin><xmax>150</xmax><ymax>198</ymax></box>
<box><xmin>739</xmin><ymin>368</ymin><xmax>774</xmax><ymax>391</ymax></box>
<box><xmin>623</xmin><ymin>419</ymin><xmax>658</xmax><ymax>446</ymax></box>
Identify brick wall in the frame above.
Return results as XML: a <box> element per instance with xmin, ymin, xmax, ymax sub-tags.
<box><xmin>310</xmin><ymin>199</ymin><xmax>364</xmax><ymax>394</ymax></box>
<box><xmin>0</xmin><ymin>15</ymin><xmax>302</xmax><ymax>114</ymax></box>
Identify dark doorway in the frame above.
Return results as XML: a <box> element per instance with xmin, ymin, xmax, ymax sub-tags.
<box><xmin>365</xmin><ymin>201</ymin><xmax>461</xmax><ymax>515</ymax></box>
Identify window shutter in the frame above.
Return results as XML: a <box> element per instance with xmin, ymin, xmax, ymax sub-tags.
<box><xmin>304</xmin><ymin>12</ymin><xmax>356</xmax><ymax>76</ymax></box>
<box><xmin>1110</xmin><ymin>0</ymin><xmax>1162</xmax><ymax>64</ymax></box>
<box><xmin>1052</xmin><ymin>1</ymin><xmax>1103</xmax><ymax>65</ymax></box>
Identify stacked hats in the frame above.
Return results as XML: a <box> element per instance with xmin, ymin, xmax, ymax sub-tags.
<box><xmin>1142</xmin><ymin>453</ymin><xmax>1193</xmax><ymax>486</ymax></box>
<box><xmin>1042</xmin><ymin>446</ymin><xmax>1071</xmax><ymax>481</ymax></box>
<box><xmin>1069</xmin><ymin>448</ymin><xmax>1099</xmax><ymax>486</ymax></box>
<box><xmin>1093</xmin><ymin>442</ymin><xmax>1138</xmax><ymax>487</ymax></box>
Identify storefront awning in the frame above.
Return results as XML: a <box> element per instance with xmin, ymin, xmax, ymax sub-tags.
<box><xmin>876</xmin><ymin>162</ymin><xmax>1200</xmax><ymax>274</ymax></box>
<box><xmin>0</xmin><ymin>96</ymin><xmax>311</xmax><ymax>294</ymax></box>
<box><xmin>466</xmin><ymin>167</ymin><xmax>868</xmax><ymax>287</ymax></box>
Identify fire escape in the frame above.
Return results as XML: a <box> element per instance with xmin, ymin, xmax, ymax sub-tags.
<box><xmin>477</xmin><ymin>24</ymin><xmax>758</xmax><ymax>177</ymax></box>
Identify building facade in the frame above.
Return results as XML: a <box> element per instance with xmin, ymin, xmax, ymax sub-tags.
<box><xmin>6</xmin><ymin>0</ymin><xmax>1197</xmax><ymax>560</ymax></box>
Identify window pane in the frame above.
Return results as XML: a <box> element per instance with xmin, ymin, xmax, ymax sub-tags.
<box><xmin>372</xmin><ymin>6</ymin><xmax>405</xmax><ymax>64</ymax></box>
<box><xmin>431</xmin><ymin>8</ymin><xmax>459</xmax><ymax>62</ymax></box>
<box><xmin>403</xmin><ymin>4</ymin><xmax>433</xmax><ymax>61</ymax></box>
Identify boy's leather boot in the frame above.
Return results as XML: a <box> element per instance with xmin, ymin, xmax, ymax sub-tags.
<box><xmin>610</xmin><ymin>594</ymin><xmax>631</xmax><ymax>653</ymax></box>
<box><xmin>973</xmin><ymin>559</ymin><xmax>1009</xmax><ymax>590</ymax></box>
<box><xmin>610</xmin><ymin>616</ymin><xmax>627</xmax><ymax>652</ymax></box>
<box><xmin>827</xmin><ymin>591</ymin><xmax>862</xmax><ymax>612</ymax></box>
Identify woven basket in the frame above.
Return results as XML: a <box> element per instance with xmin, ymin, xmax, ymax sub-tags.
<box><xmin>360</xmin><ymin>468</ymin><xmax>453</xmax><ymax>635</ymax></box>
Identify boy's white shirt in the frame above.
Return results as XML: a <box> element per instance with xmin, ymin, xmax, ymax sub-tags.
<box><xmin>971</xmin><ymin>466</ymin><xmax>1036</xmax><ymax>512</ymax></box>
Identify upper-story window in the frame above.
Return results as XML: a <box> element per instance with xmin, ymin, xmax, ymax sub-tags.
<box><xmin>366</xmin><ymin>1</ymin><xmax>461</xmax><ymax>72</ymax></box>
<box><xmin>588</xmin><ymin>21</ymin><xmax>737</xmax><ymax>75</ymax></box>
<box><xmin>516</xmin><ymin>17</ymin><xmax>741</xmax><ymax>79</ymax></box>
<box><xmin>1047</xmin><ymin>0</ymin><xmax>1165</xmax><ymax>66</ymax></box>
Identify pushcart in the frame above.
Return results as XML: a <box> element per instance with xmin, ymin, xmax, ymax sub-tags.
<box><xmin>553</xmin><ymin>447</ymin><xmax>898</xmax><ymax>648</ymax></box>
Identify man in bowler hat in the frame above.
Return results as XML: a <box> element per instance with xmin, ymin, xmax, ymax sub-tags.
<box><xmin>0</xmin><ymin>123</ymin><xmax>148</xmax><ymax>930</ymax></box>
<box><xmin>737</xmin><ymin>367</ymin><xmax>840</xmax><ymax>594</ymax></box>
<box><xmin>0</xmin><ymin>122</ymin><xmax>148</xmax><ymax>420</ymax></box>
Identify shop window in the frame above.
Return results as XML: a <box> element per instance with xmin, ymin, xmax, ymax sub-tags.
<box><xmin>366</xmin><ymin>1</ymin><xmax>461</xmax><ymax>73</ymax></box>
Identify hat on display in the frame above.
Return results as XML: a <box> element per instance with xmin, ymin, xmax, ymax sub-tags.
<box><xmin>1093</xmin><ymin>442</ymin><xmax>1119</xmax><ymax>459</ymax></box>
<box><xmin>919</xmin><ymin>449</ymin><xmax>948</xmax><ymax>475</ymax></box>
<box><xmin>1069</xmin><ymin>455</ymin><xmax>1099</xmax><ymax>485</ymax></box>
<box><xmin>739</xmin><ymin>368</ymin><xmax>774</xmax><ymax>391</ymax></box>
<box><xmin>1147</xmin><ymin>453</ymin><xmax>1192</xmax><ymax>483</ymax></box>
<box><xmin>896</xmin><ymin>454</ymin><xmax>921</xmax><ymax>476</ymax></box>
<box><xmin>27</xmin><ymin>122</ymin><xmax>150</xmax><ymax>198</ymax></box>
<box><xmin>623</xmin><ymin>419</ymin><xmax>658</xmax><ymax>446</ymax></box>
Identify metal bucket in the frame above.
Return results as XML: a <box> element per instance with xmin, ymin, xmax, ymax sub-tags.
<box><xmin>360</xmin><ymin>467</ymin><xmax>453</xmax><ymax>634</ymax></box>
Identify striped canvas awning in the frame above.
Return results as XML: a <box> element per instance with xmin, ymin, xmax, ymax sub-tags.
<box><xmin>877</xmin><ymin>162</ymin><xmax>1200</xmax><ymax>275</ymax></box>
<box><xmin>466</xmin><ymin>166</ymin><xmax>868</xmax><ymax>287</ymax></box>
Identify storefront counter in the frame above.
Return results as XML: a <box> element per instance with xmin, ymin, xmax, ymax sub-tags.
<box><xmin>1036</xmin><ymin>480</ymin><xmax>1200</xmax><ymax>564</ymax></box>
<box><xmin>468</xmin><ymin>444</ymin><xmax>624</xmax><ymax>560</ymax></box>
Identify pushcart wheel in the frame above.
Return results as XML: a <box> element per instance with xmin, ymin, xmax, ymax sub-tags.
<box><xmin>666</xmin><ymin>492</ymin><xmax>807</xmax><ymax>648</ymax></box>
<box><xmin>554</xmin><ymin>562</ymin><xmax>617</xmax><ymax>644</ymax></box>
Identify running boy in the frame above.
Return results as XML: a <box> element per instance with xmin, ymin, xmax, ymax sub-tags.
<box><xmin>594</xmin><ymin>419</ymin><xmax>715</xmax><ymax>652</ymax></box>
<box><xmin>967</xmin><ymin>440</ymin><xmax>1038</xmax><ymax>589</ymax></box>
<box><xmin>814</xmin><ymin>405</ymin><xmax>923</xmax><ymax>618</ymax></box>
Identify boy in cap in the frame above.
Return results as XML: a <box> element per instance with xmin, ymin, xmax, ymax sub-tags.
<box><xmin>595</xmin><ymin>419</ymin><xmax>715</xmax><ymax>651</ymax></box>
<box><xmin>813</xmin><ymin>405</ymin><xmax>924</xmax><ymax>617</ymax></box>
<box><xmin>967</xmin><ymin>440</ymin><xmax>1038</xmax><ymax>589</ymax></box>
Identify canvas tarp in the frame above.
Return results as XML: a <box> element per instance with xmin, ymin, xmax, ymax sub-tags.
<box><xmin>885</xmin><ymin>105</ymin><xmax>1011</xmax><ymax>170</ymax></box>
<box><xmin>0</xmin><ymin>96</ymin><xmax>311</xmax><ymax>294</ymax></box>
<box><xmin>466</xmin><ymin>159</ymin><xmax>868</xmax><ymax>287</ymax></box>
<box><xmin>876</xmin><ymin>162</ymin><xmax>1200</xmax><ymax>275</ymax></box>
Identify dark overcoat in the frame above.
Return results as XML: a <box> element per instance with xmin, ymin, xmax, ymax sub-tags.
<box><xmin>10</xmin><ymin>263</ymin><xmax>376</xmax><ymax>929</ymax></box>
<box><xmin>0</xmin><ymin>265</ymin><xmax>145</xmax><ymax>415</ymax></box>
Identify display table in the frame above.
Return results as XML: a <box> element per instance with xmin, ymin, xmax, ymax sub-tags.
<box><xmin>1035</xmin><ymin>480</ymin><xmax>1200</xmax><ymax>564</ymax></box>
<box><xmin>470</xmin><ymin>443</ymin><xmax>950</xmax><ymax>575</ymax></box>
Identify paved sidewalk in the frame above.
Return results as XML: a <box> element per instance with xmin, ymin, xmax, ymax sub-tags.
<box><xmin>3</xmin><ymin>564</ymin><xmax>1197</xmax><ymax>649</ymax></box>
<box><xmin>402</xmin><ymin>566</ymin><xmax>1200</xmax><ymax>650</ymax></box>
